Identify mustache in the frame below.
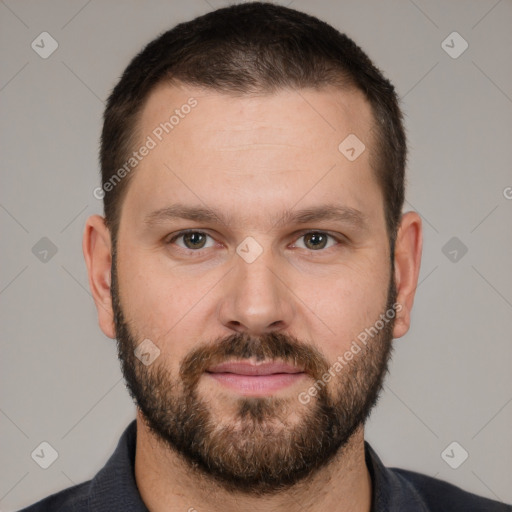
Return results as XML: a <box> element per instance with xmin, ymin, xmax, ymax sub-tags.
<box><xmin>179</xmin><ymin>331</ymin><xmax>330</xmax><ymax>391</ymax></box>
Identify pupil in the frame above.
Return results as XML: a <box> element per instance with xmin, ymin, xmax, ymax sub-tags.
<box><xmin>307</xmin><ymin>233</ymin><xmax>326</xmax><ymax>249</ymax></box>
<box><xmin>186</xmin><ymin>233</ymin><xmax>205</xmax><ymax>248</ymax></box>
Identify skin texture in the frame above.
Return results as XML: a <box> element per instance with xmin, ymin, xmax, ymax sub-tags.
<box><xmin>83</xmin><ymin>81</ymin><xmax>422</xmax><ymax>512</ymax></box>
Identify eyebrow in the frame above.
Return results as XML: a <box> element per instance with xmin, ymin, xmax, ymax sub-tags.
<box><xmin>143</xmin><ymin>203</ymin><xmax>369</xmax><ymax>231</ymax></box>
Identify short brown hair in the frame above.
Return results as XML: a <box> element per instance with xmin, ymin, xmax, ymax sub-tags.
<box><xmin>100</xmin><ymin>1</ymin><xmax>406</xmax><ymax>254</ymax></box>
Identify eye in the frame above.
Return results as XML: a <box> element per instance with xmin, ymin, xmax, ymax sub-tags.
<box><xmin>292</xmin><ymin>231</ymin><xmax>341</xmax><ymax>251</ymax></box>
<box><xmin>166</xmin><ymin>230</ymin><xmax>343</xmax><ymax>253</ymax></box>
<box><xmin>167</xmin><ymin>230</ymin><xmax>216</xmax><ymax>251</ymax></box>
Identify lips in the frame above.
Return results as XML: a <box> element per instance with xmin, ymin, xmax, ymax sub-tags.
<box><xmin>205</xmin><ymin>360</ymin><xmax>306</xmax><ymax>395</ymax></box>
<box><xmin>206</xmin><ymin>361</ymin><xmax>304</xmax><ymax>376</ymax></box>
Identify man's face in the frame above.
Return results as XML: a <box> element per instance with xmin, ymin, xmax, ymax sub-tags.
<box><xmin>112</xmin><ymin>82</ymin><xmax>396</xmax><ymax>493</ymax></box>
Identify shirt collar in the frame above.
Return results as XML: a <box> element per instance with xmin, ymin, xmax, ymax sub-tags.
<box><xmin>364</xmin><ymin>440</ymin><xmax>430</xmax><ymax>511</ymax></box>
<box><xmin>88</xmin><ymin>419</ymin><xmax>429</xmax><ymax>511</ymax></box>
<box><xmin>88</xmin><ymin>420</ymin><xmax>148</xmax><ymax>511</ymax></box>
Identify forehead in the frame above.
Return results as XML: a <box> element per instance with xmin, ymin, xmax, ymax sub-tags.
<box><xmin>138</xmin><ymin>80</ymin><xmax>375</xmax><ymax>155</ymax></box>
<box><xmin>120</xmin><ymin>81</ymin><xmax>383</xmax><ymax>233</ymax></box>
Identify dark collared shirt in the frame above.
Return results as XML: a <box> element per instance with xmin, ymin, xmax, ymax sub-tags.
<box><xmin>18</xmin><ymin>420</ymin><xmax>510</xmax><ymax>511</ymax></box>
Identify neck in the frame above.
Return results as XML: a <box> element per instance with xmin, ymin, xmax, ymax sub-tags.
<box><xmin>134</xmin><ymin>411</ymin><xmax>372</xmax><ymax>512</ymax></box>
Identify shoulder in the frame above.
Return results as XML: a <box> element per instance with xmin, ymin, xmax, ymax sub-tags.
<box><xmin>16</xmin><ymin>481</ymin><xmax>90</xmax><ymax>512</ymax></box>
<box><xmin>16</xmin><ymin>420</ymin><xmax>145</xmax><ymax>511</ymax></box>
<box><xmin>391</xmin><ymin>467</ymin><xmax>512</xmax><ymax>512</ymax></box>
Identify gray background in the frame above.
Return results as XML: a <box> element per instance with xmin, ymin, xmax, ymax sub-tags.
<box><xmin>1</xmin><ymin>0</ymin><xmax>511</xmax><ymax>510</ymax></box>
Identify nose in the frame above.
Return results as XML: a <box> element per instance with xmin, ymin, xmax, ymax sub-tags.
<box><xmin>217</xmin><ymin>245</ymin><xmax>295</xmax><ymax>336</ymax></box>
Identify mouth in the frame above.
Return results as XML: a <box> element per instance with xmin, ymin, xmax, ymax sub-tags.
<box><xmin>205</xmin><ymin>360</ymin><xmax>306</xmax><ymax>396</ymax></box>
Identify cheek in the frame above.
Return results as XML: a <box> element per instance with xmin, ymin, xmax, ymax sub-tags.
<box><xmin>116</xmin><ymin>247</ymin><xmax>229</xmax><ymax>372</ymax></box>
<box><xmin>297</xmin><ymin>258</ymin><xmax>390</xmax><ymax>362</ymax></box>
<box><xmin>115</xmin><ymin>250</ymin><xmax>188</xmax><ymax>349</ymax></box>
<box><xmin>118</xmin><ymin>241</ymin><xmax>203</xmax><ymax>314</ymax></box>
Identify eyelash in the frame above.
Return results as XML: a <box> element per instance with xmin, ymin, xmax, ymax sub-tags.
<box><xmin>166</xmin><ymin>230</ymin><xmax>345</xmax><ymax>254</ymax></box>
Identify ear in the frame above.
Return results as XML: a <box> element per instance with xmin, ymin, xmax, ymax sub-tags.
<box><xmin>82</xmin><ymin>215</ymin><xmax>115</xmax><ymax>339</ymax></box>
<box><xmin>392</xmin><ymin>211</ymin><xmax>423</xmax><ymax>339</ymax></box>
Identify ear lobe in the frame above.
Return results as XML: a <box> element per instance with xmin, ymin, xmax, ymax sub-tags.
<box><xmin>82</xmin><ymin>215</ymin><xmax>116</xmax><ymax>339</ymax></box>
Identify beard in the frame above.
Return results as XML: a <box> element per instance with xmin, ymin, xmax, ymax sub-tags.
<box><xmin>111</xmin><ymin>250</ymin><xmax>397</xmax><ymax>496</ymax></box>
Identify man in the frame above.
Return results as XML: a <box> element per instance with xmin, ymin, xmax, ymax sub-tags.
<box><xmin>19</xmin><ymin>2</ymin><xmax>510</xmax><ymax>511</ymax></box>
